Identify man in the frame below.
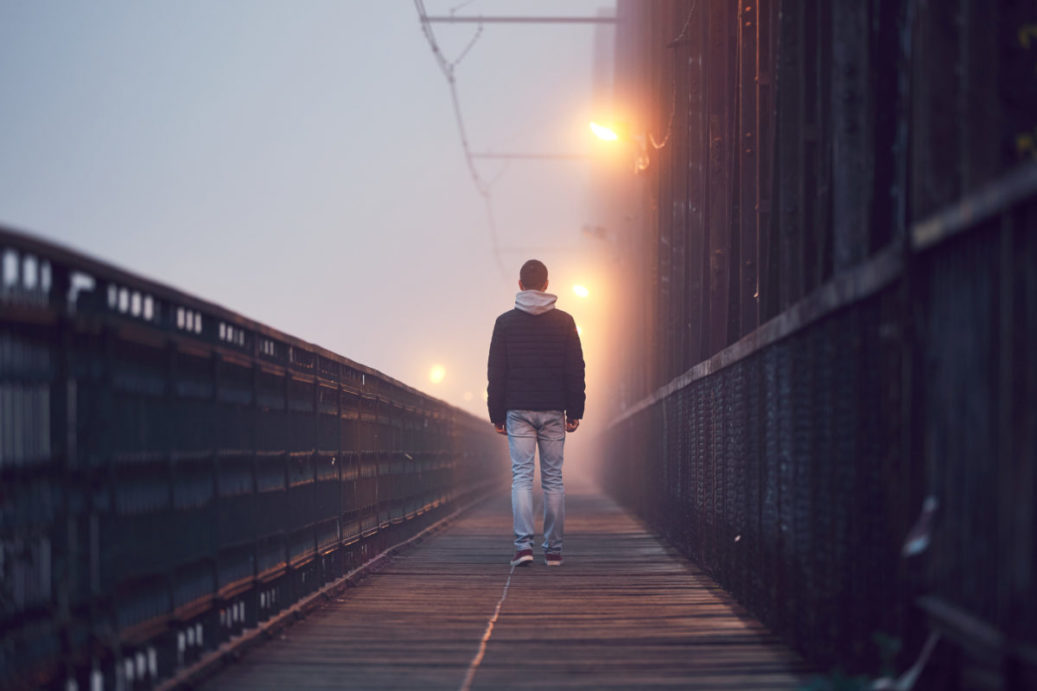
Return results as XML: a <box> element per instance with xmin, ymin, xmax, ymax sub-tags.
<box><xmin>487</xmin><ymin>259</ymin><xmax>585</xmax><ymax>567</ymax></box>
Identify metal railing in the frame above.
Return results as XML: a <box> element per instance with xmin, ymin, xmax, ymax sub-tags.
<box><xmin>603</xmin><ymin>1</ymin><xmax>1037</xmax><ymax>684</ymax></box>
<box><xmin>0</xmin><ymin>226</ymin><xmax>506</xmax><ymax>690</ymax></box>
<box><xmin>602</xmin><ymin>163</ymin><xmax>1037</xmax><ymax>680</ymax></box>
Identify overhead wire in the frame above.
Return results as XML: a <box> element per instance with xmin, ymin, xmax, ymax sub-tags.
<box><xmin>448</xmin><ymin>0</ymin><xmax>479</xmax><ymax>16</ymax></box>
<box><xmin>451</xmin><ymin>23</ymin><xmax>484</xmax><ymax>69</ymax></box>
<box><xmin>486</xmin><ymin>160</ymin><xmax>512</xmax><ymax>187</ymax></box>
<box><xmin>414</xmin><ymin>0</ymin><xmax>510</xmax><ymax>279</ymax></box>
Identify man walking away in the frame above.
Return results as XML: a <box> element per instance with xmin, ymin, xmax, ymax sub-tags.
<box><xmin>487</xmin><ymin>259</ymin><xmax>586</xmax><ymax>567</ymax></box>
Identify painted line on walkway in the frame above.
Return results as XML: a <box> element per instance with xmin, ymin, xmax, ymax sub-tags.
<box><xmin>459</xmin><ymin>563</ymin><xmax>517</xmax><ymax>691</ymax></box>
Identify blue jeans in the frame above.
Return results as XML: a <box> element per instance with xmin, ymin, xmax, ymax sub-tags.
<box><xmin>506</xmin><ymin>409</ymin><xmax>565</xmax><ymax>554</ymax></box>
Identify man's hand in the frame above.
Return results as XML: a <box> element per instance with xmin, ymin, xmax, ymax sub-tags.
<box><xmin>494</xmin><ymin>423</ymin><xmax>507</xmax><ymax>436</ymax></box>
<box><xmin>565</xmin><ymin>418</ymin><xmax>580</xmax><ymax>433</ymax></box>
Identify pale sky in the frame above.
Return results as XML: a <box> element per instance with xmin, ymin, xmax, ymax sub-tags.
<box><xmin>0</xmin><ymin>1</ymin><xmax>616</xmax><ymax>419</ymax></box>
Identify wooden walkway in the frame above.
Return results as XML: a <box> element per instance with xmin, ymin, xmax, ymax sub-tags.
<box><xmin>201</xmin><ymin>480</ymin><xmax>812</xmax><ymax>689</ymax></box>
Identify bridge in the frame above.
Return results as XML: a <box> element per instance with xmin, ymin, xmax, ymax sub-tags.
<box><xmin>3</xmin><ymin>2</ymin><xmax>1037</xmax><ymax>690</ymax></box>
<box><xmin>0</xmin><ymin>225</ymin><xmax>815</xmax><ymax>690</ymax></box>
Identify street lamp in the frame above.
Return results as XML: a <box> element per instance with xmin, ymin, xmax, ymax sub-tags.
<box><xmin>588</xmin><ymin>121</ymin><xmax>649</xmax><ymax>173</ymax></box>
<box><xmin>589</xmin><ymin>122</ymin><xmax>619</xmax><ymax>141</ymax></box>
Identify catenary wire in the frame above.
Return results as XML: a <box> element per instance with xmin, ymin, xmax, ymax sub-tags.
<box><xmin>449</xmin><ymin>0</ymin><xmax>479</xmax><ymax>16</ymax></box>
<box><xmin>414</xmin><ymin>0</ymin><xmax>509</xmax><ymax>279</ymax></box>
<box><xmin>451</xmin><ymin>23</ymin><xmax>484</xmax><ymax>70</ymax></box>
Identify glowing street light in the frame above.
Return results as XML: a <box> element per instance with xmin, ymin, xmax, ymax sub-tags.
<box><xmin>589</xmin><ymin>120</ymin><xmax>650</xmax><ymax>173</ymax></box>
<box><xmin>572</xmin><ymin>284</ymin><xmax>590</xmax><ymax>298</ymax></box>
<box><xmin>589</xmin><ymin>121</ymin><xmax>619</xmax><ymax>141</ymax></box>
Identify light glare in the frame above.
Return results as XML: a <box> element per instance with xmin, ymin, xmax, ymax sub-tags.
<box><xmin>429</xmin><ymin>365</ymin><xmax>446</xmax><ymax>383</ymax></box>
<box><xmin>589</xmin><ymin>121</ymin><xmax>619</xmax><ymax>141</ymax></box>
<box><xmin>573</xmin><ymin>284</ymin><xmax>590</xmax><ymax>298</ymax></box>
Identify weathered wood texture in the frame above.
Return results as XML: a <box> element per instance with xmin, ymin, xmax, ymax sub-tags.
<box><xmin>203</xmin><ymin>482</ymin><xmax>811</xmax><ymax>689</ymax></box>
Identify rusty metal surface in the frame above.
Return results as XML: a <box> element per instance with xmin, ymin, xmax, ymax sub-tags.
<box><xmin>604</xmin><ymin>288</ymin><xmax>904</xmax><ymax>670</ymax></box>
<box><xmin>0</xmin><ymin>226</ymin><xmax>506</xmax><ymax>689</ymax></box>
<box><xmin>606</xmin><ymin>0</ymin><xmax>1037</xmax><ymax>685</ymax></box>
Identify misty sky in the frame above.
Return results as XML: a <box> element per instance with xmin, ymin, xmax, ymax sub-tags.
<box><xmin>0</xmin><ymin>1</ymin><xmax>616</xmax><ymax>419</ymax></box>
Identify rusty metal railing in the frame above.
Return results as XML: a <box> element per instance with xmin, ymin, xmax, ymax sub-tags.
<box><xmin>603</xmin><ymin>1</ymin><xmax>1037</xmax><ymax>685</ymax></box>
<box><xmin>602</xmin><ymin>163</ymin><xmax>1037</xmax><ymax>680</ymax></box>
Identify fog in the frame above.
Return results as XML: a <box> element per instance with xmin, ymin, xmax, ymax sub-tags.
<box><xmin>0</xmin><ymin>0</ymin><xmax>618</xmax><ymax>441</ymax></box>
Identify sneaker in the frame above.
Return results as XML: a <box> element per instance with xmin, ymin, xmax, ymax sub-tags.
<box><xmin>545</xmin><ymin>553</ymin><xmax>563</xmax><ymax>567</ymax></box>
<box><xmin>510</xmin><ymin>549</ymin><xmax>533</xmax><ymax>566</ymax></box>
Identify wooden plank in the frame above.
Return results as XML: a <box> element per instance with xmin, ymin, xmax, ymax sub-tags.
<box><xmin>200</xmin><ymin>483</ymin><xmax>812</xmax><ymax>689</ymax></box>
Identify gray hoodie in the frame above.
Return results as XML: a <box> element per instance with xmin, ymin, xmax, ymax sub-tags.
<box><xmin>514</xmin><ymin>290</ymin><xmax>557</xmax><ymax>315</ymax></box>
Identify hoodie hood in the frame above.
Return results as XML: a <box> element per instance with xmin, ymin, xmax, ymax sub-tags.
<box><xmin>515</xmin><ymin>290</ymin><xmax>557</xmax><ymax>315</ymax></box>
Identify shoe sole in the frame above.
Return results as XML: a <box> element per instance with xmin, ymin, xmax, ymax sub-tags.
<box><xmin>510</xmin><ymin>555</ymin><xmax>533</xmax><ymax>566</ymax></box>
<box><xmin>545</xmin><ymin>558</ymin><xmax>563</xmax><ymax>566</ymax></box>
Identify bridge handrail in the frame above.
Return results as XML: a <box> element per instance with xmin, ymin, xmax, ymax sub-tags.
<box><xmin>613</xmin><ymin>161</ymin><xmax>1037</xmax><ymax>426</ymax></box>
<box><xmin>0</xmin><ymin>224</ymin><xmax>504</xmax><ymax>689</ymax></box>
<box><xmin>602</xmin><ymin>161</ymin><xmax>1037</xmax><ymax>675</ymax></box>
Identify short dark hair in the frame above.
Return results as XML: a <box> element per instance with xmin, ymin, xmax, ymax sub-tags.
<box><xmin>519</xmin><ymin>259</ymin><xmax>548</xmax><ymax>290</ymax></box>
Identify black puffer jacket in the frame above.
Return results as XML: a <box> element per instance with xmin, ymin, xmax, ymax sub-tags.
<box><xmin>487</xmin><ymin>301</ymin><xmax>585</xmax><ymax>425</ymax></box>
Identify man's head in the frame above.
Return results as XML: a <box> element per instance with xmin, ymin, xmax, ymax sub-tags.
<box><xmin>519</xmin><ymin>259</ymin><xmax>548</xmax><ymax>291</ymax></box>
